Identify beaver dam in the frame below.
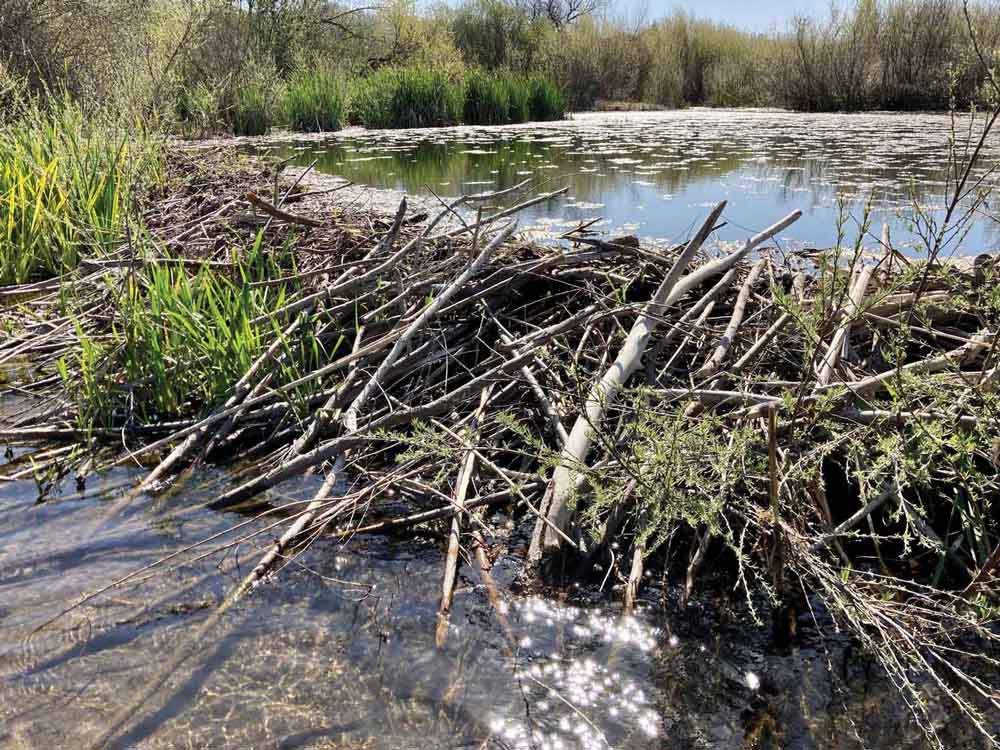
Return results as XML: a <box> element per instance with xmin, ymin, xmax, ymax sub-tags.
<box><xmin>2</xmin><ymin>146</ymin><xmax>1000</xmax><ymax>748</ymax></box>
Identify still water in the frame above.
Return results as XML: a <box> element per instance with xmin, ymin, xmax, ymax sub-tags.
<box><xmin>0</xmin><ymin>444</ymin><xmax>966</xmax><ymax>748</ymax></box>
<box><xmin>263</xmin><ymin>109</ymin><xmax>1000</xmax><ymax>253</ymax></box>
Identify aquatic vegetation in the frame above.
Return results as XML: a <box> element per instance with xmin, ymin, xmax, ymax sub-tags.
<box><xmin>502</xmin><ymin>75</ymin><xmax>531</xmax><ymax>123</ymax></box>
<box><xmin>350</xmin><ymin>67</ymin><xmax>465</xmax><ymax>129</ymax></box>
<box><xmin>283</xmin><ymin>68</ymin><xmax>348</xmax><ymax>132</ymax></box>
<box><xmin>0</xmin><ymin>97</ymin><xmax>159</xmax><ymax>285</ymax></box>
<box><xmin>526</xmin><ymin>75</ymin><xmax>566</xmax><ymax>121</ymax></box>
<box><xmin>463</xmin><ymin>69</ymin><xmax>511</xmax><ymax>125</ymax></box>
<box><xmin>230</xmin><ymin>82</ymin><xmax>272</xmax><ymax>136</ymax></box>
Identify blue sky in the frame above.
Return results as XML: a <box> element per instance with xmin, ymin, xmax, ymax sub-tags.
<box><xmin>614</xmin><ymin>0</ymin><xmax>835</xmax><ymax>31</ymax></box>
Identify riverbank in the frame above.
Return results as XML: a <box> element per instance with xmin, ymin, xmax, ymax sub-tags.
<box><xmin>2</xmin><ymin>143</ymin><xmax>999</xmax><ymax>746</ymax></box>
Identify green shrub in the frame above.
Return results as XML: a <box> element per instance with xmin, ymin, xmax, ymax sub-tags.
<box><xmin>463</xmin><ymin>69</ymin><xmax>510</xmax><ymax>125</ymax></box>
<box><xmin>350</xmin><ymin>67</ymin><xmax>464</xmax><ymax>129</ymax></box>
<box><xmin>284</xmin><ymin>68</ymin><xmax>348</xmax><ymax>132</ymax></box>
<box><xmin>526</xmin><ymin>75</ymin><xmax>566</xmax><ymax>121</ymax></box>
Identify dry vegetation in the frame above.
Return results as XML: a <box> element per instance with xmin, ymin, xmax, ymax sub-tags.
<box><xmin>1</xmin><ymin>138</ymin><xmax>999</xmax><ymax>744</ymax></box>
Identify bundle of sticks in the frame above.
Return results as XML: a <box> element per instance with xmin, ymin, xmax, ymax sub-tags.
<box><xmin>4</xmin><ymin>148</ymin><xmax>1000</xmax><ymax>744</ymax></box>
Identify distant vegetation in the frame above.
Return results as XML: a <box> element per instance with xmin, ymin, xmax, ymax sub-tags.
<box><xmin>4</xmin><ymin>0</ymin><xmax>1000</xmax><ymax>138</ymax></box>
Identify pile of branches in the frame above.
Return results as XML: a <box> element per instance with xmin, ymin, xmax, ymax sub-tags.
<box><xmin>2</xmin><ymin>150</ymin><xmax>1000</xmax><ymax>745</ymax></box>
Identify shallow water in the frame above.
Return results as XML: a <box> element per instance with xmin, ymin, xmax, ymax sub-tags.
<box><xmin>4</xmin><ymin>442</ymin><xmax>989</xmax><ymax>748</ymax></box>
<box><xmin>260</xmin><ymin>109</ymin><xmax>1000</xmax><ymax>253</ymax></box>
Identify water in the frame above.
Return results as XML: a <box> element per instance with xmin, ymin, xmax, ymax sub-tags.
<box><xmin>1</xmin><ymin>443</ymin><xmax>973</xmax><ymax>748</ymax></box>
<box><xmin>262</xmin><ymin>109</ymin><xmax>1000</xmax><ymax>253</ymax></box>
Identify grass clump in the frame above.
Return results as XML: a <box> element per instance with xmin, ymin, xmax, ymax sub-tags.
<box><xmin>501</xmin><ymin>75</ymin><xmax>531</xmax><ymax>123</ymax></box>
<box><xmin>70</xmin><ymin>236</ymin><xmax>320</xmax><ymax>426</ymax></box>
<box><xmin>0</xmin><ymin>98</ymin><xmax>158</xmax><ymax>285</ymax></box>
<box><xmin>463</xmin><ymin>69</ymin><xmax>510</xmax><ymax>125</ymax></box>
<box><xmin>229</xmin><ymin>83</ymin><xmax>272</xmax><ymax>136</ymax></box>
<box><xmin>284</xmin><ymin>68</ymin><xmax>348</xmax><ymax>132</ymax></box>
<box><xmin>526</xmin><ymin>75</ymin><xmax>566</xmax><ymax>121</ymax></box>
<box><xmin>350</xmin><ymin>67</ymin><xmax>464</xmax><ymax>129</ymax></box>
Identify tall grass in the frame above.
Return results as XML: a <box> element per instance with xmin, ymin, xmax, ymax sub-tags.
<box><xmin>526</xmin><ymin>75</ymin><xmax>565</xmax><ymax>121</ymax></box>
<box><xmin>463</xmin><ymin>69</ymin><xmax>510</xmax><ymax>125</ymax></box>
<box><xmin>350</xmin><ymin>67</ymin><xmax>465</xmax><ymax>129</ymax></box>
<box><xmin>81</xmin><ymin>235</ymin><xmax>319</xmax><ymax>424</ymax></box>
<box><xmin>503</xmin><ymin>75</ymin><xmax>531</xmax><ymax>123</ymax></box>
<box><xmin>0</xmin><ymin>98</ymin><xmax>157</xmax><ymax>285</ymax></box>
<box><xmin>229</xmin><ymin>83</ymin><xmax>272</xmax><ymax>136</ymax></box>
<box><xmin>283</xmin><ymin>68</ymin><xmax>348</xmax><ymax>132</ymax></box>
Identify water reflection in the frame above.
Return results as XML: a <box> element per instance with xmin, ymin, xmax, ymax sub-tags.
<box><xmin>0</xmin><ymin>463</ymin><xmax>666</xmax><ymax>749</ymax></box>
<box><xmin>261</xmin><ymin>109</ymin><xmax>1000</xmax><ymax>252</ymax></box>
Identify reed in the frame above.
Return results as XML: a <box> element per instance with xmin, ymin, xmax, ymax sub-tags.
<box><xmin>0</xmin><ymin>98</ymin><xmax>156</xmax><ymax>285</ymax></box>
<box><xmin>526</xmin><ymin>74</ymin><xmax>566</xmax><ymax>121</ymax></box>
<box><xmin>463</xmin><ymin>69</ymin><xmax>510</xmax><ymax>125</ymax></box>
<box><xmin>350</xmin><ymin>67</ymin><xmax>464</xmax><ymax>129</ymax></box>
<box><xmin>229</xmin><ymin>82</ymin><xmax>272</xmax><ymax>136</ymax></box>
<box><xmin>284</xmin><ymin>68</ymin><xmax>348</xmax><ymax>132</ymax></box>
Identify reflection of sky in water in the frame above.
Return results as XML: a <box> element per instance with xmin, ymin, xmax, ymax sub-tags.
<box><xmin>264</xmin><ymin>109</ymin><xmax>1000</xmax><ymax>253</ymax></box>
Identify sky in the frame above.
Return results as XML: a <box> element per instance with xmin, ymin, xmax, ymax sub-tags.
<box><xmin>613</xmin><ymin>0</ymin><xmax>835</xmax><ymax>32</ymax></box>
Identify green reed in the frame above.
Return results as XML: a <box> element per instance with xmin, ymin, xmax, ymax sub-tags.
<box><xmin>0</xmin><ymin>98</ymin><xmax>158</xmax><ymax>285</ymax></box>
<box><xmin>350</xmin><ymin>67</ymin><xmax>465</xmax><ymax>129</ymax></box>
<box><xmin>284</xmin><ymin>68</ymin><xmax>348</xmax><ymax>132</ymax></box>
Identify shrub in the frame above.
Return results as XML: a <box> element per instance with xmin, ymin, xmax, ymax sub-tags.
<box><xmin>350</xmin><ymin>67</ymin><xmax>464</xmax><ymax>129</ymax></box>
<box><xmin>284</xmin><ymin>68</ymin><xmax>348</xmax><ymax>132</ymax></box>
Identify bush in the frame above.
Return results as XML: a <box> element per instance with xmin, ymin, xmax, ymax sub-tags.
<box><xmin>284</xmin><ymin>68</ymin><xmax>348</xmax><ymax>132</ymax></box>
<box><xmin>527</xmin><ymin>75</ymin><xmax>566</xmax><ymax>120</ymax></box>
<box><xmin>350</xmin><ymin>66</ymin><xmax>464</xmax><ymax>129</ymax></box>
<box><xmin>463</xmin><ymin>69</ymin><xmax>510</xmax><ymax>125</ymax></box>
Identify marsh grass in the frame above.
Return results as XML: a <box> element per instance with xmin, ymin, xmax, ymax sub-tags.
<box><xmin>65</xmin><ymin>233</ymin><xmax>322</xmax><ymax>428</ymax></box>
<box><xmin>350</xmin><ymin>67</ymin><xmax>464</xmax><ymax>129</ymax></box>
<box><xmin>526</xmin><ymin>75</ymin><xmax>566</xmax><ymax>121</ymax></box>
<box><xmin>463</xmin><ymin>69</ymin><xmax>510</xmax><ymax>125</ymax></box>
<box><xmin>284</xmin><ymin>68</ymin><xmax>348</xmax><ymax>132</ymax></box>
<box><xmin>0</xmin><ymin>98</ymin><xmax>158</xmax><ymax>285</ymax></box>
<box><xmin>230</xmin><ymin>83</ymin><xmax>272</xmax><ymax>136</ymax></box>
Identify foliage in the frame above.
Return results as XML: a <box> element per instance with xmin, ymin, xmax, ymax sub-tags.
<box><xmin>526</xmin><ymin>74</ymin><xmax>565</xmax><ymax>120</ymax></box>
<box><xmin>66</xmin><ymin>235</ymin><xmax>321</xmax><ymax>427</ymax></box>
<box><xmin>283</xmin><ymin>67</ymin><xmax>348</xmax><ymax>132</ymax></box>
<box><xmin>0</xmin><ymin>96</ymin><xmax>160</xmax><ymax>284</ymax></box>
<box><xmin>463</xmin><ymin>69</ymin><xmax>511</xmax><ymax>125</ymax></box>
<box><xmin>350</xmin><ymin>66</ymin><xmax>465</xmax><ymax>129</ymax></box>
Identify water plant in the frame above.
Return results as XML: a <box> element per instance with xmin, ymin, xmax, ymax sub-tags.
<box><xmin>350</xmin><ymin>66</ymin><xmax>464</xmax><ymax>129</ymax></box>
<box><xmin>229</xmin><ymin>83</ymin><xmax>272</xmax><ymax>136</ymax></box>
<box><xmin>502</xmin><ymin>75</ymin><xmax>531</xmax><ymax>123</ymax></box>
<box><xmin>0</xmin><ymin>97</ymin><xmax>156</xmax><ymax>285</ymax></box>
<box><xmin>284</xmin><ymin>68</ymin><xmax>348</xmax><ymax>132</ymax></box>
<box><xmin>463</xmin><ymin>69</ymin><xmax>510</xmax><ymax>125</ymax></box>
<box><xmin>526</xmin><ymin>74</ymin><xmax>566</xmax><ymax>121</ymax></box>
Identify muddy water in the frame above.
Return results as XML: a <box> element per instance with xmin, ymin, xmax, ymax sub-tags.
<box><xmin>261</xmin><ymin>109</ymin><xmax>1000</xmax><ymax>252</ymax></box>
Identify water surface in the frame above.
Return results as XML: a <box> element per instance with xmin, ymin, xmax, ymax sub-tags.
<box><xmin>263</xmin><ymin>109</ymin><xmax>1000</xmax><ymax>253</ymax></box>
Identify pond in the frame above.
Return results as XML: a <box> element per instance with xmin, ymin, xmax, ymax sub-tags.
<box><xmin>261</xmin><ymin>109</ymin><xmax>1000</xmax><ymax>254</ymax></box>
<box><xmin>0</xmin><ymin>441</ymin><xmax>968</xmax><ymax>748</ymax></box>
